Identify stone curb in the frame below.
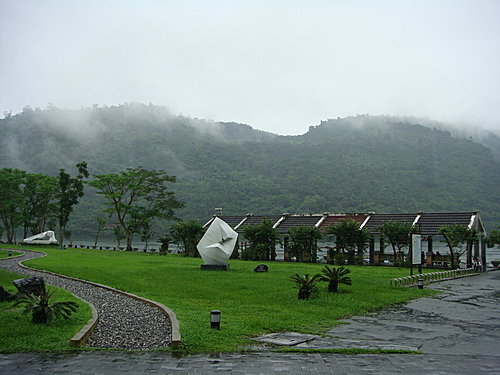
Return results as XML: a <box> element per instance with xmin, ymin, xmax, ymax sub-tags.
<box><xmin>2</xmin><ymin>249</ymin><xmax>181</xmax><ymax>348</ymax></box>
<box><xmin>69</xmin><ymin>295</ymin><xmax>99</xmax><ymax>347</ymax></box>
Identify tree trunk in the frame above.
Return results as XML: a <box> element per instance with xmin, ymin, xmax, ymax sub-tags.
<box><xmin>448</xmin><ymin>245</ymin><xmax>455</xmax><ymax>269</ymax></box>
<box><xmin>126</xmin><ymin>233</ymin><xmax>133</xmax><ymax>251</ymax></box>
<box><xmin>391</xmin><ymin>243</ymin><xmax>397</xmax><ymax>263</ymax></box>
<box><xmin>94</xmin><ymin>229</ymin><xmax>100</xmax><ymax>247</ymax></box>
<box><xmin>32</xmin><ymin>310</ymin><xmax>49</xmax><ymax>324</ymax></box>
<box><xmin>298</xmin><ymin>288</ymin><xmax>309</xmax><ymax>300</ymax></box>
<box><xmin>328</xmin><ymin>281</ymin><xmax>339</xmax><ymax>293</ymax></box>
<box><xmin>7</xmin><ymin>228</ymin><xmax>14</xmax><ymax>244</ymax></box>
<box><xmin>59</xmin><ymin>226</ymin><xmax>65</xmax><ymax>249</ymax></box>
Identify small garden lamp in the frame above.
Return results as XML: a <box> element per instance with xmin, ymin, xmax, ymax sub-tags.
<box><xmin>8</xmin><ymin>250</ymin><xmax>12</xmax><ymax>257</ymax></box>
<box><xmin>210</xmin><ymin>310</ymin><xmax>221</xmax><ymax>330</ymax></box>
<box><xmin>417</xmin><ymin>278</ymin><xmax>424</xmax><ymax>289</ymax></box>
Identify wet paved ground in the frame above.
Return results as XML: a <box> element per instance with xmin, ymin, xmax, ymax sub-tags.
<box><xmin>0</xmin><ymin>351</ymin><xmax>497</xmax><ymax>374</ymax></box>
<box><xmin>1</xmin><ymin>270</ymin><xmax>498</xmax><ymax>374</ymax></box>
<box><xmin>292</xmin><ymin>270</ymin><xmax>500</xmax><ymax>356</ymax></box>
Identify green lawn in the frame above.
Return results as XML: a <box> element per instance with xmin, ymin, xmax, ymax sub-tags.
<box><xmin>3</xmin><ymin>245</ymin><xmax>436</xmax><ymax>352</ymax></box>
<box><xmin>0</xmin><ymin>249</ymin><xmax>20</xmax><ymax>258</ymax></box>
<box><xmin>0</xmin><ymin>267</ymin><xmax>92</xmax><ymax>352</ymax></box>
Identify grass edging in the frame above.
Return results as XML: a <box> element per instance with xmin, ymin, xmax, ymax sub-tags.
<box><xmin>69</xmin><ymin>296</ymin><xmax>99</xmax><ymax>347</ymax></box>
<box><xmin>15</xmin><ymin>249</ymin><xmax>181</xmax><ymax>348</ymax></box>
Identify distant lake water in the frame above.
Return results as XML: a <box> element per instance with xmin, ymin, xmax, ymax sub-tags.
<box><xmin>68</xmin><ymin>239</ymin><xmax>173</xmax><ymax>252</ymax></box>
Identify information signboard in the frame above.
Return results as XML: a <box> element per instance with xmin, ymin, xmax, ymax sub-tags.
<box><xmin>412</xmin><ymin>234</ymin><xmax>422</xmax><ymax>265</ymax></box>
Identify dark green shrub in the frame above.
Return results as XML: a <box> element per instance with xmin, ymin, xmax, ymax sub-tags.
<box><xmin>289</xmin><ymin>273</ymin><xmax>321</xmax><ymax>300</ymax></box>
<box><xmin>319</xmin><ymin>265</ymin><xmax>352</xmax><ymax>293</ymax></box>
<box><xmin>334</xmin><ymin>253</ymin><xmax>346</xmax><ymax>265</ymax></box>
<box><xmin>13</xmin><ymin>288</ymin><xmax>78</xmax><ymax>324</ymax></box>
<box><xmin>353</xmin><ymin>255</ymin><xmax>365</xmax><ymax>265</ymax></box>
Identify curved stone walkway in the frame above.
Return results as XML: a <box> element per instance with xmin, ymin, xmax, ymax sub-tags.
<box><xmin>0</xmin><ymin>249</ymin><xmax>172</xmax><ymax>350</ymax></box>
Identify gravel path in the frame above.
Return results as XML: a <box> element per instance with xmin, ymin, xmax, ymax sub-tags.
<box><xmin>0</xmin><ymin>249</ymin><xmax>172</xmax><ymax>350</ymax></box>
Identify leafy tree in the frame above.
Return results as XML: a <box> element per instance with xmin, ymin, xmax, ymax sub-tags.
<box><xmin>327</xmin><ymin>219</ymin><xmax>370</xmax><ymax>264</ymax></box>
<box><xmin>158</xmin><ymin>234</ymin><xmax>172</xmax><ymax>255</ymax></box>
<box><xmin>93</xmin><ymin>216</ymin><xmax>107</xmax><ymax>247</ymax></box>
<box><xmin>22</xmin><ymin>173</ymin><xmax>58</xmax><ymax>237</ymax></box>
<box><xmin>288</xmin><ymin>225</ymin><xmax>322</xmax><ymax>263</ymax></box>
<box><xmin>113</xmin><ymin>225</ymin><xmax>125</xmax><ymax>248</ymax></box>
<box><xmin>88</xmin><ymin>167</ymin><xmax>184</xmax><ymax>251</ymax></box>
<box><xmin>140</xmin><ymin>218</ymin><xmax>154</xmax><ymax>251</ymax></box>
<box><xmin>170</xmin><ymin>219</ymin><xmax>204</xmax><ymax>257</ymax></box>
<box><xmin>241</xmin><ymin>219</ymin><xmax>279</xmax><ymax>261</ymax></box>
<box><xmin>379</xmin><ymin>221</ymin><xmax>415</xmax><ymax>266</ymax></box>
<box><xmin>319</xmin><ymin>265</ymin><xmax>352</xmax><ymax>293</ymax></box>
<box><xmin>485</xmin><ymin>228</ymin><xmax>500</xmax><ymax>248</ymax></box>
<box><xmin>438</xmin><ymin>224</ymin><xmax>476</xmax><ymax>269</ymax></box>
<box><xmin>289</xmin><ymin>273</ymin><xmax>321</xmax><ymax>300</ymax></box>
<box><xmin>57</xmin><ymin>162</ymin><xmax>88</xmax><ymax>248</ymax></box>
<box><xmin>13</xmin><ymin>287</ymin><xmax>78</xmax><ymax>324</ymax></box>
<box><xmin>64</xmin><ymin>229</ymin><xmax>73</xmax><ymax>247</ymax></box>
<box><xmin>0</xmin><ymin>168</ymin><xmax>26</xmax><ymax>243</ymax></box>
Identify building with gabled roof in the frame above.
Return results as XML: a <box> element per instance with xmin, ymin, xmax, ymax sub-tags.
<box><xmin>417</xmin><ymin>212</ymin><xmax>484</xmax><ymax>235</ymax></box>
<box><xmin>361</xmin><ymin>213</ymin><xmax>418</xmax><ymax>234</ymax></box>
<box><xmin>318</xmin><ymin>214</ymin><xmax>369</xmax><ymax>233</ymax></box>
<box><xmin>203</xmin><ymin>210</ymin><xmax>487</xmax><ymax>269</ymax></box>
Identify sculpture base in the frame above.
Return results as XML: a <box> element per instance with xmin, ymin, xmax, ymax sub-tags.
<box><xmin>201</xmin><ymin>264</ymin><xmax>229</xmax><ymax>271</ymax></box>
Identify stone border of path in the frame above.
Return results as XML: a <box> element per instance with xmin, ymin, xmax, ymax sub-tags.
<box><xmin>1</xmin><ymin>249</ymin><xmax>181</xmax><ymax>348</ymax></box>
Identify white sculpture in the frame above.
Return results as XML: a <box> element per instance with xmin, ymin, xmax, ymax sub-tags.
<box><xmin>23</xmin><ymin>231</ymin><xmax>58</xmax><ymax>244</ymax></box>
<box><xmin>197</xmin><ymin>217</ymin><xmax>238</xmax><ymax>266</ymax></box>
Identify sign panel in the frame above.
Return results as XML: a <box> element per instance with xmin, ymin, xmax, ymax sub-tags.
<box><xmin>412</xmin><ymin>234</ymin><xmax>422</xmax><ymax>265</ymax></box>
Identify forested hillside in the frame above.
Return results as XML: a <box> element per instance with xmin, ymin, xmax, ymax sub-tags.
<box><xmin>1</xmin><ymin>104</ymin><xmax>499</xmax><ymax>237</ymax></box>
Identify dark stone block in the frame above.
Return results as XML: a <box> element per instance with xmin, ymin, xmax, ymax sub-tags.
<box><xmin>201</xmin><ymin>264</ymin><xmax>229</xmax><ymax>271</ymax></box>
<box><xmin>254</xmin><ymin>264</ymin><xmax>269</xmax><ymax>272</ymax></box>
<box><xmin>0</xmin><ymin>285</ymin><xmax>15</xmax><ymax>301</ymax></box>
<box><xmin>13</xmin><ymin>276</ymin><xmax>45</xmax><ymax>296</ymax></box>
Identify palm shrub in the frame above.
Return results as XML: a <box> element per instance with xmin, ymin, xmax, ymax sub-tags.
<box><xmin>289</xmin><ymin>273</ymin><xmax>321</xmax><ymax>300</ymax></box>
<box><xmin>13</xmin><ymin>287</ymin><xmax>79</xmax><ymax>323</ymax></box>
<box><xmin>319</xmin><ymin>265</ymin><xmax>352</xmax><ymax>293</ymax></box>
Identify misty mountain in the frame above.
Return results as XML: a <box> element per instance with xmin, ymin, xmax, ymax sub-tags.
<box><xmin>1</xmin><ymin>104</ymin><xmax>499</xmax><ymax>237</ymax></box>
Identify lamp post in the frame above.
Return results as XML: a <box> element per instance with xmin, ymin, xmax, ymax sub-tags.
<box><xmin>210</xmin><ymin>310</ymin><xmax>221</xmax><ymax>330</ymax></box>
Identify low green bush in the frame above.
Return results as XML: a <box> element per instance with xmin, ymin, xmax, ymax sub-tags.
<box><xmin>0</xmin><ymin>268</ymin><xmax>92</xmax><ymax>352</ymax></box>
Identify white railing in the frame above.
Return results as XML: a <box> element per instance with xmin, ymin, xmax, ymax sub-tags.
<box><xmin>390</xmin><ymin>268</ymin><xmax>478</xmax><ymax>286</ymax></box>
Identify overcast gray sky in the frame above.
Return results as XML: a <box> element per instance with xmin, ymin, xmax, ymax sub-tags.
<box><xmin>1</xmin><ymin>0</ymin><xmax>499</xmax><ymax>135</ymax></box>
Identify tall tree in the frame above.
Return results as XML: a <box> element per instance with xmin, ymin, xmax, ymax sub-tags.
<box><xmin>241</xmin><ymin>219</ymin><xmax>279</xmax><ymax>261</ymax></box>
<box><xmin>379</xmin><ymin>221</ymin><xmax>415</xmax><ymax>266</ymax></box>
<box><xmin>140</xmin><ymin>218</ymin><xmax>154</xmax><ymax>251</ymax></box>
<box><xmin>288</xmin><ymin>225</ymin><xmax>322</xmax><ymax>263</ymax></box>
<box><xmin>0</xmin><ymin>168</ymin><xmax>26</xmax><ymax>243</ymax></box>
<box><xmin>93</xmin><ymin>216</ymin><xmax>107</xmax><ymax>247</ymax></box>
<box><xmin>327</xmin><ymin>219</ymin><xmax>370</xmax><ymax>264</ymax></box>
<box><xmin>89</xmin><ymin>167</ymin><xmax>184</xmax><ymax>251</ymax></box>
<box><xmin>170</xmin><ymin>219</ymin><xmax>204</xmax><ymax>257</ymax></box>
<box><xmin>57</xmin><ymin>162</ymin><xmax>88</xmax><ymax>248</ymax></box>
<box><xmin>22</xmin><ymin>173</ymin><xmax>58</xmax><ymax>237</ymax></box>
<box><xmin>113</xmin><ymin>225</ymin><xmax>125</xmax><ymax>248</ymax></box>
<box><xmin>438</xmin><ymin>224</ymin><xmax>476</xmax><ymax>269</ymax></box>
<box><xmin>485</xmin><ymin>228</ymin><xmax>500</xmax><ymax>248</ymax></box>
